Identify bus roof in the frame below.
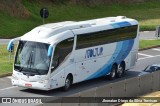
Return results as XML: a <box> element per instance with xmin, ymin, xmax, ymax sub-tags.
<box><xmin>20</xmin><ymin>16</ymin><xmax>138</xmax><ymax>44</ymax></box>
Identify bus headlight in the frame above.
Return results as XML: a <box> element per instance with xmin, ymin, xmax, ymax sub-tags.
<box><xmin>12</xmin><ymin>74</ymin><xmax>19</xmax><ymax>80</ymax></box>
<box><xmin>39</xmin><ymin>80</ymin><xmax>49</xmax><ymax>84</ymax></box>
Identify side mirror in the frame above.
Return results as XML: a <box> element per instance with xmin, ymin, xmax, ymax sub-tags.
<box><xmin>7</xmin><ymin>39</ymin><xmax>14</xmax><ymax>52</ymax></box>
<box><xmin>10</xmin><ymin>44</ymin><xmax>14</xmax><ymax>53</ymax></box>
<box><xmin>48</xmin><ymin>45</ymin><xmax>53</xmax><ymax>57</ymax></box>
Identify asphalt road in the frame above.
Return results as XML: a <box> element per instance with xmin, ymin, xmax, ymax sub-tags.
<box><xmin>139</xmin><ymin>31</ymin><xmax>158</xmax><ymax>40</ymax></box>
<box><xmin>0</xmin><ymin>39</ymin><xmax>10</xmax><ymax>45</ymax></box>
<box><xmin>0</xmin><ymin>39</ymin><xmax>18</xmax><ymax>45</ymax></box>
<box><xmin>0</xmin><ymin>47</ymin><xmax>160</xmax><ymax>97</ymax></box>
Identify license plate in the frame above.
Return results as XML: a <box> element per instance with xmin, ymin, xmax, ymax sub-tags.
<box><xmin>25</xmin><ymin>83</ymin><xmax>32</xmax><ymax>87</ymax></box>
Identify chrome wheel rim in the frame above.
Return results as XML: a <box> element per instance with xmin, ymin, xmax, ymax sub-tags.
<box><xmin>118</xmin><ymin>66</ymin><xmax>123</xmax><ymax>76</ymax></box>
<box><xmin>65</xmin><ymin>78</ymin><xmax>70</xmax><ymax>89</ymax></box>
<box><xmin>112</xmin><ymin>68</ymin><xmax>116</xmax><ymax>78</ymax></box>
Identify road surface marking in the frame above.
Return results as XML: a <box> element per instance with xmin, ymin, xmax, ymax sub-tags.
<box><xmin>138</xmin><ymin>53</ymin><xmax>153</xmax><ymax>57</ymax></box>
<box><xmin>0</xmin><ymin>86</ymin><xmax>17</xmax><ymax>91</ymax></box>
<box><xmin>138</xmin><ymin>55</ymin><xmax>160</xmax><ymax>60</ymax></box>
<box><xmin>152</xmin><ymin>48</ymin><xmax>160</xmax><ymax>52</ymax></box>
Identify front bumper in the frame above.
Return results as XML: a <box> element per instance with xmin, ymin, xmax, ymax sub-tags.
<box><xmin>12</xmin><ymin>79</ymin><xmax>51</xmax><ymax>91</ymax></box>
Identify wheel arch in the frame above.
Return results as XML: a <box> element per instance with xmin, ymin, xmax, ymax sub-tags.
<box><xmin>67</xmin><ymin>73</ymin><xmax>73</xmax><ymax>84</ymax></box>
<box><xmin>120</xmin><ymin>61</ymin><xmax>126</xmax><ymax>70</ymax></box>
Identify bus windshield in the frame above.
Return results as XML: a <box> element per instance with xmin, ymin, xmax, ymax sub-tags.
<box><xmin>14</xmin><ymin>41</ymin><xmax>51</xmax><ymax>75</ymax></box>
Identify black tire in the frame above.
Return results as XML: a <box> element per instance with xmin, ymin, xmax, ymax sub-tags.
<box><xmin>62</xmin><ymin>75</ymin><xmax>72</xmax><ymax>91</ymax></box>
<box><xmin>116</xmin><ymin>62</ymin><xmax>125</xmax><ymax>78</ymax></box>
<box><xmin>108</xmin><ymin>64</ymin><xmax>117</xmax><ymax>80</ymax></box>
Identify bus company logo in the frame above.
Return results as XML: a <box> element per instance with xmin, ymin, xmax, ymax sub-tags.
<box><xmin>85</xmin><ymin>47</ymin><xmax>103</xmax><ymax>59</ymax></box>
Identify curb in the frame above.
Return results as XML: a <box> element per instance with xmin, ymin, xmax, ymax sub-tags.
<box><xmin>139</xmin><ymin>45</ymin><xmax>160</xmax><ymax>51</ymax></box>
<box><xmin>0</xmin><ymin>73</ymin><xmax>12</xmax><ymax>78</ymax></box>
<box><xmin>0</xmin><ymin>45</ymin><xmax>160</xmax><ymax>78</ymax></box>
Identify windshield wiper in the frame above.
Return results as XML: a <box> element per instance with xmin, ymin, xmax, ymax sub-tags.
<box><xmin>33</xmin><ymin>69</ymin><xmax>41</xmax><ymax>75</ymax></box>
<box><xmin>27</xmin><ymin>51</ymin><xmax>34</xmax><ymax>69</ymax></box>
<box><xmin>14</xmin><ymin>64</ymin><xmax>24</xmax><ymax>72</ymax></box>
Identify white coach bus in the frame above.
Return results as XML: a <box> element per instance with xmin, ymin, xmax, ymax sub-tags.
<box><xmin>7</xmin><ymin>16</ymin><xmax>139</xmax><ymax>91</ymax></box>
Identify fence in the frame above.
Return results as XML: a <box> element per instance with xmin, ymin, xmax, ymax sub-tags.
<box><xmin>38</xmin><ymin>71</ymin><xmax>160</xmax><ymax>106</ymax></box>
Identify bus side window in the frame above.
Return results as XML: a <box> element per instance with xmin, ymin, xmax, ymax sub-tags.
<box><xmin>51</xmin><ymin>37</ymin><xmax>74</xmax><ymax>72</ymax></box>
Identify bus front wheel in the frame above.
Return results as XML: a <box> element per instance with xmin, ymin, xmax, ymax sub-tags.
<box><xmin>62</xmin><ymin>75</ymin><xmax>72</xmax><ymax>91</ymax></box>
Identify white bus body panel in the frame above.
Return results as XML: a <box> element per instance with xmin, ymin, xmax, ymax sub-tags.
<box><xmin>11</xmin><ymin>16</ymin><xmax>139</xmax><ymax>90</ymax></box>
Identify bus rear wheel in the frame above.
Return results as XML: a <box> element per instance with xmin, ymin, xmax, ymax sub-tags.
<box><xmin>108</xmin><ymin>64</ymin><xmax>117</xmax><ymax>80</ymax></box>
<box><xmin>116</xmin><ymin>62</ymin><xmax>125</xmax><ymax>78</ymax></box>
<box><xmin>62</xmin><ymin>75</ymin><xmax>72</xmax><ymax>91</ymax></box>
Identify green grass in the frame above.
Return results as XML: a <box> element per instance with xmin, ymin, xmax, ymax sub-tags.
<box><xmin>0</xmin><ymin>40</ymin><xmax>160</xmax><ymax>75</ymax></box>
<box><xmin>0</xmin><ymin>45</ymin><xmax>14</xmax><ymax>75</ymax></box>
<box><xmin>139</xmin><ymin>40</ymin><xmax>160</xmax><ymax>49</ymax></box>
<box><xmin>0</xmin><ymin>1</ymin><xmax>160</xmax><ymax>38</ymax></box>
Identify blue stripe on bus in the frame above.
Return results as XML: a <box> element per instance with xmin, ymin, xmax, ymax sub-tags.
<box><xmin>85</xmin><ymin>22</ymin><xmax>134</xmax><ymax>80</ymax></box>
<box><xmin>111</xmin><ymin>21</ymin><xmax>131</xmax><ymax>28</ymax></box>
<box><xmin>114</xmin><ymin>39</ymin><xmax>134</xmax><ymax>65</ymax></box>
<box><xmin>117</xmin><ymin>21</ymin><xmax>131</xmax><ymax>27</ymax></box>
<box><xmin>85</xmin><ymin>41</ymin><xmax>123</xmax><ymax>80</ymax></box>
<box><xmin>85</xmin><ymin>40</ymin><xmax>134</xmax><ymax>80</ymax></box>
